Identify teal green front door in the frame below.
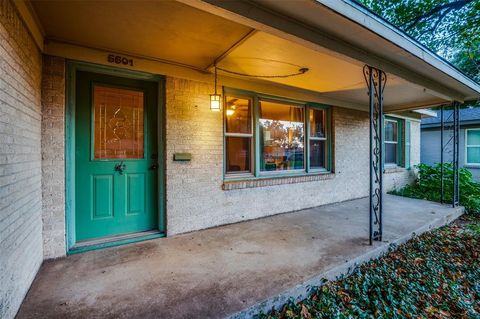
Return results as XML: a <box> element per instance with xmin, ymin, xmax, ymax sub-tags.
<box><xmin>75</xmin><ymin>71</ymin><xmax>159</xmax><ymax>242</ymax></box>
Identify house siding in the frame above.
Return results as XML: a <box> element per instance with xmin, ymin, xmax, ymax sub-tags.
<box><xmin>0</xmin><ymin>1</ymin><xmax>43</xmax><ymax>318</ymax></box>
<box><xmin>421</xmin><ymin>126</ymin><xmax>480</xmax><ymax>181</ymax></box>
<box><xmin>165</xmin><ymin>77</ymin><xmax>419</xmax><ymax>235</ymax></box>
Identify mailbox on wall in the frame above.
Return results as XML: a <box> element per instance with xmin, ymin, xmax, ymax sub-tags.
<box><xmin>173</xmin><ymin>153</ymin><xmax>192</xmax><ymax>161</ymax></box>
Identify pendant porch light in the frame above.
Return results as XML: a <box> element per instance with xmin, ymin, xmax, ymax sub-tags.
<box><xmin>210</xmin><ymin>65</ymin><xmax>221</xmax><ymax>112</ymax></box>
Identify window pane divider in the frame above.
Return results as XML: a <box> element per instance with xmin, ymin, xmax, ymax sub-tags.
<box><xmin>225</xmin><ymin>172</ymin><xmax>255</xmax><ymax>178</ymax></box>
<box><xmin>259</xmin><ymin>169</ymin><xmax>307</xmax><ymax>176</ymax></box>
<box><xmin>254</xmin><ymin>96</ymin><xmax>260</xmax><ymax>177</ymax></box>
<box><xmin>306</xmin><ymin>105</ymin><xmax>310</xmax><ymax>173</ymax></box>
<box><xmin>225</xmin><ymin>132</ymin><xmax>253</xmax><ymax>138</ymax></box>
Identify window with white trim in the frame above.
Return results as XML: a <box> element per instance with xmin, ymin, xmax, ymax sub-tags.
<box><xmin>383</xmin><ymin>116</ymin><xmax>410</xmax><ymax>168</ymax></box>
<box><xmin>384</xmin><ymin>119</ymin><xmax>399</xmax><ymax>165</ymax></box>
<box><xmin>466</xmin><ymin>129</ymin><xmax>480</xmax><ymax>165</ymax></box>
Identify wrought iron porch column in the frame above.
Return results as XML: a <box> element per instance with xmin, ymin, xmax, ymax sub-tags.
<box><xmin>440</xmin><ymin>102</ymin><xmax>460</xmax><ymax>207</ymax></box>
<box><xmin>364</xmin><ymin>65</ymin><xmax>387</xmax><ymax>245</ymax></box>
<box><xmin>440</xmin><ymin>105</ymin><xmax>444</xmax><ymax>203</ymax></box>
<box><xmin>453</xmin><ymin>101</ymin><xmax>460</xmax><ymax>207</ymax></box>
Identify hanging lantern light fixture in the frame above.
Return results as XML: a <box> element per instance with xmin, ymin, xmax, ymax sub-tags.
<box><xmin>210</xmin><ymin>65</ymin><xmax>221</xmax><ymax>112</ymax></box>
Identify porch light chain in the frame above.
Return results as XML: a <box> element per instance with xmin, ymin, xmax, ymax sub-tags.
<box><xmin>216</xmin><ymin>66</ymin><xmax>309</xmax><ymax>79</ymax></box>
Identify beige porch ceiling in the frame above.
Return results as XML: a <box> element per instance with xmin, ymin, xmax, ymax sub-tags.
<box><xmin>216</xmin><ymin>31</ymin><xmax>443</xmax><ymax>110</ymax></box>
<box><xmin>28</xmin><ymin>0</ymin><xmax>458</xmax><ymax>111</ymax></box>
<box><xmin>30</xmin><ymin>0</ymin><xmax>253</xmax><ymax>70</ymax></box>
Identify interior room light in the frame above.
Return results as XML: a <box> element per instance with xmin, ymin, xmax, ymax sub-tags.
<box><xmin>226</xmin><ymin>104</ymin><xmax>236</xmax><ymax>116</ymax></box>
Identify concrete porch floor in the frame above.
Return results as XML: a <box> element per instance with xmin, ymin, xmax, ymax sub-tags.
<box><xmin>17</xmin><ymin>195</ymin><xmax>463</xmax><ymax>319</ymax></box>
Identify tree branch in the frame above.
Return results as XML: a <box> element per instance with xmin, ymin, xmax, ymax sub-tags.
<box><xmin>403</xmin><ymin>0</ymin><xmax>474</xmax><ymax>31</ymax></box>
<box><xmin>424</xmin><ymin>8</ymin><xmax>453</xmax><ymax>33</ymax></box>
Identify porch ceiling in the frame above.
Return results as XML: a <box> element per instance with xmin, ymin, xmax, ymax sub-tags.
<box><xmin>216</xmin><ymin>31</ymin><xmax>443</xmax><ymax>110</ymax></box>
<box><xmin>29</xmin><ymin>0</ymin><xmax>253</xmax><ymax>70</ymax></box>
<box><xmin>27</xmin><ymin>0</ymin><xmax>466</xmax><ymax>111</ymax></box>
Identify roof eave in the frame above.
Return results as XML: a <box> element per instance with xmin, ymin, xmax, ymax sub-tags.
<box><xmin>188</xmin><ymin>0</ymin><xmax>480</xmax><ymax>102</ymax></box>
<box><xmin>319</xmin><ymin>0</ymin><xmax>480</xmax><ymax>97</ymax></box>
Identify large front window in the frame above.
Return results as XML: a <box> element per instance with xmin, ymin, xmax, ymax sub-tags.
<box><xmin>259</xmin><ymin>100</ymin><xmax>305</xmax><ymax>172</ymax></box>
<box><xmin>224</xmin><ymin>89</ymin><xmax>331</xmax><ymax>178</ymax></box>
<box><xmin>466</xmin><ymin>129</ymin><xmax>480</xmax><ymax>165</ymax></box>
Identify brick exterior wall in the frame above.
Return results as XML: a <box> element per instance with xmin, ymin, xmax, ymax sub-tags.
<box><xmin>37</xmin><ymin>72</ymin><xmax>421</xmax><ymax>258</ymax></box>
<box><xmin>165</xmin><ymin>77</ymin><xmax>420</xmax><ymax>235</ymax></box>
<box><xmin>0</xmin><ymin>1</ymin><xmax>43</xmax><ymax>318</ymax></box>
<box><xmin>41</xmin><ymin>56</ymin><xmax>66</xmax><ymax>259</ymax></box>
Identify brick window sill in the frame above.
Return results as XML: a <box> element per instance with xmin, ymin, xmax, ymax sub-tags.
<box><xmin>222</xmin><ymin>173</ymin><xmax>335</xmax><ymax>190</ymax></box>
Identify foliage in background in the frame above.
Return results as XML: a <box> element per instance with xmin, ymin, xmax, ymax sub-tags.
<box><xmin>259</xmin><ymin>216</ymin><xmax>480</xmax><ymax>318</ymax></box>
<box><xmin>391</xmin><ymin>163</ymin><xmax>480</xmax><ymax>214</ymax></box>
<box><xmin>356</xmin><ymin>0</ymin><xmax>480</xmax><ymax>83</ymax></box>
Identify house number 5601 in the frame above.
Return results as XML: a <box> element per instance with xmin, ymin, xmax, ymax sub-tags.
<box><xmin>107</xmin><ymin>54</ymin><xmax>134</xmax><ymax>66</ymax></box>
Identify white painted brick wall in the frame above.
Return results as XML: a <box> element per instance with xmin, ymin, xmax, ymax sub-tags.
<box><xmin>165</xmin><ymin>77</ymin><xmax>420</xmax><ymax>235</ymax></box>
<box><xmin>0</xmin><ymin>0</ymin><xmax>43</xmax><ymax>318</ymax></box>
<box><xmin>41</xmin><ymin>55</ymin><xmax>66</xmax><ymax>259</ymax></box>
<box><xmin>412</xmin><ymin>120</ymin><xmax>421</xmax><ymax>167</ymax></box>
<box><xmin>38</xmin><ymin>72</ymin><xmax>421</xmax><ymax>259</ymax></box>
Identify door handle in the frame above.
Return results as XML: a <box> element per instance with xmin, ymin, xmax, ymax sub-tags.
<box><xmin>149</xmin><ymin>163</ymin><xmax>159</xmax><ymax>170</ymax></box>
<box><xmin>115</xmin><ymin>161</ymin><xmax>126</xmax><ymax>175</ymax></box>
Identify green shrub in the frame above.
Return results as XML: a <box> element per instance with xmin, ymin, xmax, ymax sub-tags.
<box><xmin>391</xmin><ymin>163</ymin><xmax>480</xmax><ymax>214</ymax></box>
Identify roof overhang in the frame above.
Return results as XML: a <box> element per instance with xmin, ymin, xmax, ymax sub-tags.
<box><xmin>422</xmin><ymin>120</ymin><xmax>480</xmax><ymax>129</ymax></box>
<box><xmin>321</xmin><ymin>0</ymin><xmax>480</xmax><ymax>100</ymax></box>
<box><xmin>181</xmin><ymin>0</ymin><xmax>480</xmax><ymax>103</ymax></box>
<box><xmin>413</xmin><ymin>109</ymin><xmax>438</xmax><ymax>118</ymax></box>
<box><xmin>18</xmin><ymin>0</ymin><xmax>480</xmax><ymax>112</ymax></box>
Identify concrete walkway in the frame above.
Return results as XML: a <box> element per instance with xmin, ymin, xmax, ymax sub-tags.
<box><xmin>17</xmin><ymin>195</ymin><xmax>463</xmax><ymax>319</ymax></box>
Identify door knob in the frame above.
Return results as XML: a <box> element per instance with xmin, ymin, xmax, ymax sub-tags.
<box><xmin>149</xmin><ymin>163</ymin><xmax>159</xmax><ymax>170</ymax></box>
<box><xmin>115</xmin><ymin>161</ymin><xmax>126</xmax><ymax>174</ymax></box>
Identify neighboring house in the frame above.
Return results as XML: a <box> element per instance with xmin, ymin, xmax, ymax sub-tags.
<box><xmin>1</xmin><ymin>0</ymin><xmax>480</xmax><ymax>318</ymax></box>
<box><xmin>421</xmin><ymin>107</ymin><xmax>480</xmax><ymax>180</ymax></box>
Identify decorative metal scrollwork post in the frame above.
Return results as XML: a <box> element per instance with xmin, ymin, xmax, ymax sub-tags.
<box><xmin>453</xmin><ymin>101</ymin><xmax>460</xmax><ymax>207</ymax></box>
<box><xmin>440</xmin><ymin>101</ymin><xmax>460</xmax><ymax>207</ymax></box>
<box><xmin>364</xmin><ymin>65</ymin><xmax>387</xmax><ymax>245</ymax></box>
<box><xmin>440</xmin><ymin>105</ymin><xmax>445</xmax><ymax>203</ymax></box>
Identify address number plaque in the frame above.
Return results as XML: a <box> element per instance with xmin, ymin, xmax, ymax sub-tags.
<box><xmin>107</xmin><ymin>54</ymin><xmax>134</xmax><ymax>67</ymax></box>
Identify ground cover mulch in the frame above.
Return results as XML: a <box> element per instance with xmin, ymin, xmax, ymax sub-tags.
<box><xmin>259</xmin><ymin>215</ymin><xmax>480</xmax><ymax>319</ymax></box>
